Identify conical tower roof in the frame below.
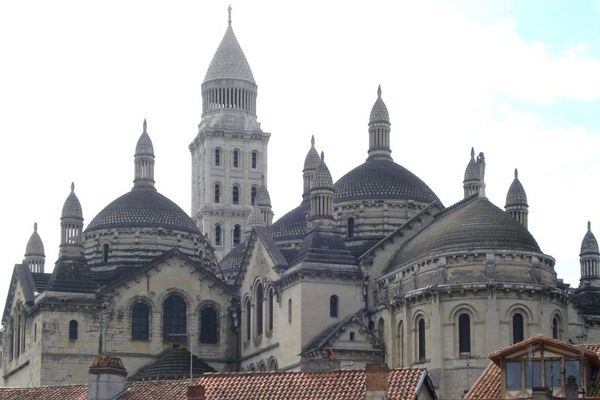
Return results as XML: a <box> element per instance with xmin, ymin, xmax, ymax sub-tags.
<box><xmin>464</xmin><ymin>147</ymin><xmax>479</xmax><ymax>182</ymax></box>
<box><xmin>25</xmin><ymin>222</ymin><xmax>45</xmax><ymax>257</ymax></box>
<box><xmin>303</xmin><ymin>135</ymin><xmax>321</xmax><ymax>172</ymax></box>
<box><xmin>62</xmin><ymin>182</ymin><xmax>83</xmax><ymax>220</ymax></box>
<box><xmin>506</xmin><ymin>168</ymin><xmax>528</xmax><ymax>207</ymax></box>
<box><xmin>311</xmin><ymin>152</ymin><xmax>334</xmax><ymax>190</ymax></box>
<box><xmin>204</xmin><ymin>7</ymin><xmax>255</xmax><ymax>83</ymax></box>
<box><xmin>369</xmin><ymin>85</ymin><xmax>390</xmax><ymax>124</ymax></box>
<box><xmin>581</xmin><ymin>221</ymin><xmax>600</xmax><ymax>256</ymax></box>
<box><xmin>135</xmin><ymin>119</ymin><xmax>154</xmax><ymax>156</ymax></box>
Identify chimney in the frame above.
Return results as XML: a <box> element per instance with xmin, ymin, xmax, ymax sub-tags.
<box><xmin>365</xmin><ymin>363</ymin><xmax>388</xmax><ymax>400</ymax></box>
<box><xmin>88</xmin><ymin>355</ymin><xmax>127</xmax><ymax>400</ymax></box>
<box><xmin>187</xmin><ymin>385</ymin><xmax>206</xmax><ymax>400</ymax></box>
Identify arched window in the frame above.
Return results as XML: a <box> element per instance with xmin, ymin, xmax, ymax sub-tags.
<box><xmin>245</xmin><ymin>298</ymin><xmax>251</xmax><ymax>341</ymax></box>
<box><xmin>215</xmin><ymin>224</ymin><xmax>222</xmax><ymax>246</ymax></box>
<box><xmin>377</xmin><ymin>318</ymin><xmax>385</xmax><ymax>344</ymax></box>
<box><xmin>288</xmin><ymin>299</ymin><xmax>292</xmax><ymax>324</ymax></box>
<box><xmin>232</xmin><ymin>185</ymin><xmax>240</xmax><ymax>204</ymax></box>
<box><xmin>347</xmin><ymin>217</ymin><xmax>355</xmax><ymax>238</ymax></box>
<box><xmin>552</xmin><ymin>316</ymin><xmax>560</xmax><ymax>339</ymax></box>
<box><xmin>233</xmin><ymin>150</ymin><xmax>240</xmax><ymax>168</ymax></box>
<box><xmin>214</xmin><ymin>183</ymin><xmax>221</xmax><ymax>203</ymax></box>
<box><xmin>214</xmin><ymin>148</ymin><xmax>221</xmax><ymax>166</ymax></box>
<box><xmin>102</xmin><ymin>243</ymin><xmax>109</xmax><ymax>263</ymax></box>
<box><xmin>397</xmin><ymin>321</ymin><xmax>404</xmax><ymax>367</ymax></box>
<box><xmin>163</xmin><ymin>294</ymin><xmax>186</xmax><ymax>342</ymax></box>
<box><xmin>233</xmin><ymin>225</ymin><xmax>241</xmax><ymax>246</ymax></box>
<box><xmin>251</xmin><ymin>186</ymin><xmax>258</xmax><ymax>205</ymax></box>
<box><xmin>131</xmin><ymin>302</ymin><xmax>150</xmax><ymax>340</ymax></box>
<box><xmin>69</xmin><ymin>320</ymin><xmax>78</xmax><ymax>341</ymax></box>
<box><xmin>512</xmin><ymin>313</ymin><xmax>524</xmax><ymax>344</ymax></box>
<box><xmin>329</xmin><ymin>295</ymin><xmax>339</xmax><ymax>318</ymax></box>
<box><xmin>199</xmin><ymin>306</ymin><xmax>219</xmax><ymax>344</ymax></box>
<box><xmin>256</xmin><ymin>283</ymin><xmax>264</xmax><ymax>336</ymax></box>
<box><xmin>268</xmin><ymin>357</ymin><xmax>278</xmax><ymax>371</ymax></box>
<box><xmin>418</xmin><ymin>317</ymin><xmax>426</xmax><ymax>361</ymax></box>
<box><xmin>268</xmin><ymin>288</ymin><xmax>274</xmax><ymax>332</ymax></box>
<box><xmin>252</xmin><ymin>151</ymin><xmax>258</xmax><ymax>169</ymax></box>
<box><xmin>458</xmin><ymin>313</ymin><xmax>471</xmax><ymax>354</ymax></box>
<box><xmin>258</xmin><ymin>361</ymin><xmax>267</xmax><ymax>372</ymax></box>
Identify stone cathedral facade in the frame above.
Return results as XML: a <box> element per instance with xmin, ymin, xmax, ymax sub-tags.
<box><xmin>2</xmin><ymin>9</ymin><xmax>600</xmax><ymax>400</ymax></box>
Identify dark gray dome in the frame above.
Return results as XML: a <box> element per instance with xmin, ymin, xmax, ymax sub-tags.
<box><xmin>334</xmin><ymin>159</ymin><xmax>439</xmax><ymax>204</ymax></box>
<box><xmin>269</xmin><ymin>201</ymin><xmax>309</xmax><ymax>242</ymax></box>
<box><xmin>85</xmin><ymin>187</ymin><xmax>200</xmax><ymax>235</ymax></box>
<box><xmin>464</xmin><ymin>148</ymin><xmax>479</xmax><ymax>182</ymax></box>
<box><xmin>25</xmin><ymin>223</ymin><xmax>44</xmax><ymax>257</ymax></box>
<box><xmin>304</xmin><ymin>136</ymin><xmax>320</xmax><ymax>172</ymax></box>
<box><xmin>388</xmin><ymin>197</ymin><xmax>541</xmax><ymax>271</ymax></box>
<box><xmin>581</xmin><ymin>222</ymin><xmax>599</xmax><ymax>256</ymax></box>
<box><xmin>506</xmin><ymin>169</ymin><xmax>527</xmax><ymax>207</ymax></box>
<box><xmin>135</xmin><ymin>130</ymin><xmax>154</xmax><ymax>156</ymax></box>
<box><xmin>311</xmin><ymin>154</ymin><xmax>333</xmax><ymax>190</ymax></box>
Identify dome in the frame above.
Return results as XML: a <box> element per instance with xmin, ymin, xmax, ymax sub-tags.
<box><xmin>505</xmin><ymin>169</ymin><xmax>528</xmax><ymax>207</ymax></box>
<box><xmin>303</xmin><ymin>136</ymin><xmax>320</xmax><ymax>172</ymax></box>
<box><xmin>269</xmin><ymin>201</ymin><xmax>309</xmax><ymax>242</ymax></box>
<box><xmin>135</xmin><ymin>120</ymin><xmax>154</xmax><ymax>156</ymax></box>
<box><xmin>464</xmin><ymin>148</ymin><xmax>479</xmax><ymax>182</ymax></box>
<box><xmin>204</xmin><ymin>23</ymin><xmax>255</xmax><ymax>83</ymax></box>
<box><xmin>25</xmin><ymin>223</ymin><xmax>45</xmax><ymax>257</ymax></box>
<box><xmin>581</xmin><ymin>222</ymin><xmax>599</xmax><ymax>256</ymax></box>
<box><xmin>311</xmin><ymin>153</ymin><xmax>333</xmax><ymax>190</ymax></box>
<box><xmin>62</xmin><ymin>182</ymin><xmax>83</xmax><ymax>219</ymax></box>
<box><xmin>246</xmin><ymin>205</ymin><xmax>264</xmax><ymax>229</ymax></box>
<box><xmin>369</xmin><ymin>85</ymin><xmax>389</xmax><ymax>124</ymax></box>
<box><xmin>85</xmin><ymin>187</ymin><xmax>200</xmax><ymax>235</ymax></box>
<box><xmin>334</xmin><ymin>159</ymin><xmax>439</xmax><ymax>204</ymax></box>
<box><xmin>388</xmin><ymin>197</ymin><xmax>541</xmax><ymax>271</ymax></box>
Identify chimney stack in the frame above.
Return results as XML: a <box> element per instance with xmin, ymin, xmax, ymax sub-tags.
<box><xmin>187</xmin><ymin>385</ymin><xmax>206</xmax><ymax>400</ymax></box>
<box><xmin>88</xmin><ymin>355</ymin><xmax>127</xmax><ymax>400</ymax></box>
<box><xmin>365</xmin><ymin>363</ymin><xmax>388</xmax><ymax>400</ymax></box>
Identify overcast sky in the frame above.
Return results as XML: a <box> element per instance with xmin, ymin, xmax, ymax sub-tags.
<box><xmin>1</xmin><ymin>1</ymin><xmax>600</xmax><ymax>315</ymax></box>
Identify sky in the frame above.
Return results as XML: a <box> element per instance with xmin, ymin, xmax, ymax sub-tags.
<box><xmin>1</xmin><ymin>0</ymin><xmax>600</xmax><ymax>316</ymax></box>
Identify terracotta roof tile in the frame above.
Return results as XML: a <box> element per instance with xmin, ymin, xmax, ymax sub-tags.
<box><xmin>0</xmin><ymin>367</ymin><xmax>428</xmax><ymax>400</ymax></box>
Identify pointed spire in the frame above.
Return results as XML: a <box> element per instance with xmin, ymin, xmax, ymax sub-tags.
<box><xmin>25</xmin><ymin>221</ymin><xmax>45</xmax><ymax>273</ymax></box>
<box><xmin>60</xmin><ymin>183</ymin><xmax>84</xmax><ymax>257</ymax></box>
<box><xmin>34</xmin><ymin>222</ymin><xmax>38</xmax><ymax>232</ymax></box>
<box><xmin>471</xmin><ymin>147</ymin><xmax>475</xmax><ymax>158</ymax></box>
<box><xmin>228</xmin><ymin>5</ymin><xmax>232</xmax><ymax>26</ymax></box>
<box><xmin>134</xmin><ymin>120</ymin><xmax>156</xmax><ymax>189</ymax></box>
<box><xmin>514</xmin><ymin>168</ymin><xmax>518</xmax><ymax>179</ymax></box>
<box><xmin>311</xmin><ymin>135</ymin><xmax>315</xmax><ymax>148</ymax></box>
<box><xmin>589</xmin><ymin>221</ymin><xmax>592</xmax><ymax>232</ymax></box>
<box><xmin>71</xmin><ymin>182</ymin><xmax>75</xmax><ymax>192</ymax></box>
<box><xmin>506</xmin><ymin>167</ymin><xmax>528</xmax><ymax>227</ymax></box>
<box><xmin>368</xmin><ymin>85</ymin><xmax>392</xmax><ymax>161</ymax></box>
<box><xmin>143</xmin><ymin>118</ymin><xmax>147</xmax><ymax>134</ymax></box>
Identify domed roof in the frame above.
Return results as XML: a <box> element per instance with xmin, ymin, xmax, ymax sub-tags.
<box><xmin>464</xmin><ymin>148</ymin><xmax>479</xmax><ymax>182</ymax></box>
<box><xmin>85</xmin><ymin>187</ymin><xmax>200</xmax><ymax>235</ymax></box>
<box><xmin>304</xmin><ymin>136</ymin><xmax>320</xmax><ymax>172</ymax></box>
<box><xmin>204</xmin><ymin>20</ymin><xmax>255</xmax><ymax>83</ymax></box>
<box><xmin>62</xmin><ymin>183</ymin><xmax>83</xmax><ymax>219</ymax></box>
<box><xmin>581</xmin><ymin>221</ymin><xmax>599</xmax><ymax>256</ymax></box>
<box><xmin>506</xmin><ymin>168</ymin><xmax>528</xmax><ymax>207</ymax></box>
<box><xmin>269</xmin><ymin>201</ymin><xmax>309</xmax><ymax>242</ymax></box>
<box><xmin>388</xmin><ymin>197</ymin><xmax>541</xmax><ymax>271</ymax></box>
<box><xmin>311</xmin><ymin>153</ymin><xmax>333</xmax><ymax>190</ymax></box>
<box><xmin>135</xmin><ymin>120</ymin><xmax>154</xmax><ymax>156</ymax></box>
<box><xmin>369</xmin><ymin>85</ymin><xmax>389</xmax><ymax>124</ymax></box>
<box><xmin>25</xmin><ymin>223</ymin><xmax>45</xmax><ymax>257</ymax></box>
<box><xmin>334</xmin><ymin>159</ymin><xmax>439</xmax><ymax>204</ymax></box>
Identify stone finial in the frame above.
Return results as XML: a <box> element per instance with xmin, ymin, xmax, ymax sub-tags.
<box><xmin>311</xmin><ymin>134</ymin><xmax>315</xmax><ymax>148</ymax></box>
<box><xmin>470</xmin><ymin>147</ymin><xmax>475</xmax><ymax>158</ymax></box>
<box><xmin>321</xmin><ymin>151</ymin><xmax>325</xmax><ymax>162</ymax></box>
<box><xmin>71</xmin><ymin>182</ymin><xmax>75</xmax><ymax>192</ymax></box>
<box><xmin>589</xmin><ymin>221</ymin><xmax>592</xmax><ymax>232</ymax></box>
<box><xmin>228</xmin><ymin>5</ymin><xmax>232</xmax><ymax>26</ymax></box>
<box><xmin>34</xmin><ymin>222</ymin><xmax>37</xmax><ymax>232</ymax></box>
<box><xmin>143</xmin><ymin>118</ymin><xmax>147</xmax><ymax>134</ymax></box>
<box><xmin>377</xmin><ymin>84</ymin><xmax>382</xmax><ymax>98</ymax></box>
<box><xmin>514</xmin><ymin>168</ymin><xmax>518</xmax><ymax>179</ymax></box>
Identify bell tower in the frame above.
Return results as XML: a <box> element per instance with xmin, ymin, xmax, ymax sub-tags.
<box><xmin>190</xmin><ymin>7</ymin><xmax>270</xmax><ymax>259</ymax></box>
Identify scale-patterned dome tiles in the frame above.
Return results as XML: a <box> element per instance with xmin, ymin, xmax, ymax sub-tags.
<box><xmin>581</xmin><ymin>223</ymin><xmax>599</xmax><ymax>256</ymax></box>
<box><xmin>204</xmin><ymin>26</ymin><xmax>255</xmax><ymax>83</ymax></box>
<box><xmin>269</xmin><ymin>201</ymin><xmax>309</xmax><ymax>242</ymax></box>
<box><xmin>85</xmin><ymin>188</ymin><xmax>200</xmax><ymax>235</ymax></box>
<box><xmin>334</xmin><ymin>159</ymin><xmax>439</xmax><ymax>204</ymax></box>
<box><xmin>25</xmin><ymin>224</ymin><xmax>45</xmax><ymax>257</ymax></box>
<box><xmin>388</xmin><ymin>197</ymin><xmax>541</xmax><ymax>272</ymax></box>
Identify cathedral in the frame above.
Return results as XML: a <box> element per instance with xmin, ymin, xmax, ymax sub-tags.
<box><xmin>3</xmin><ymin>8</ymin><xmax>600</xmax><ymax>400</ymax></box>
